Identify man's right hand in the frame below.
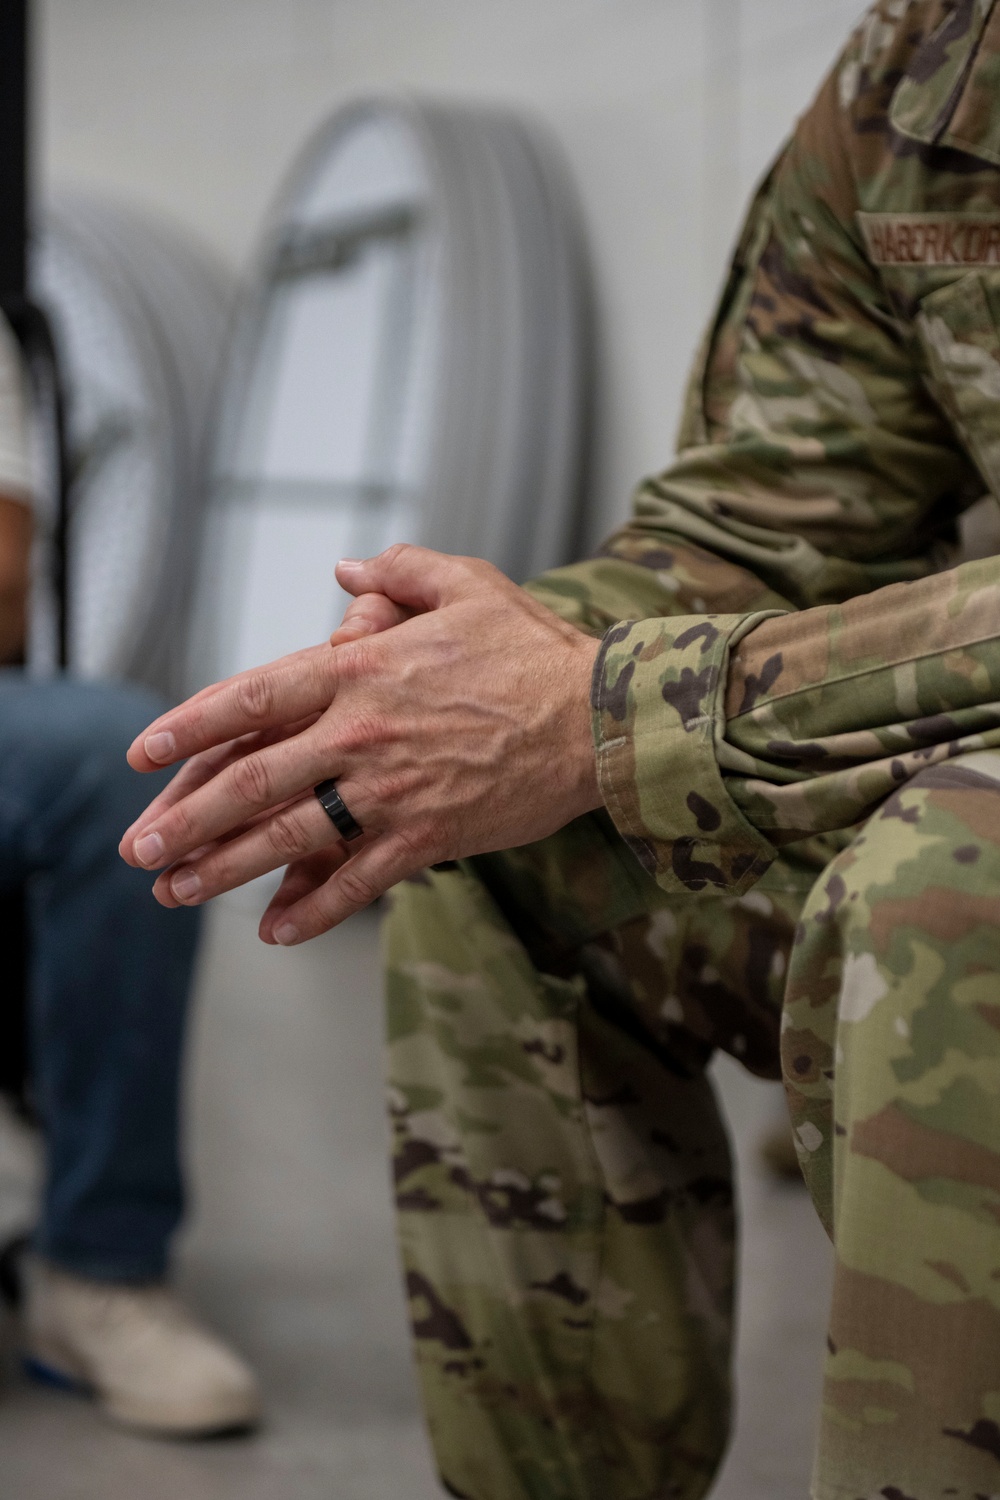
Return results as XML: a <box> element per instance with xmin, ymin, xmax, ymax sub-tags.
<box><xmin>120</xmin><ymin>545</ymin><xmax>603</xmax><ymax>943</ymax></box>
<box><xmin>118</xmin><ymin>588</ymin><xmax>412</xmax><ymax>859</ymax></box>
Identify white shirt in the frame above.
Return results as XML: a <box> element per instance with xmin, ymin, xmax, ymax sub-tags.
<box><xmin>0</xmin><ymin>311</ymin><xmax>34</xmax><ymax>502</ymax></box>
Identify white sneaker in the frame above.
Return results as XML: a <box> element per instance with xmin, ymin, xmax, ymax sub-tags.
<box><xmin>21</xmin><ymin>1258</ymin><xmax>262</xmax><ymax>1437</ymax></box>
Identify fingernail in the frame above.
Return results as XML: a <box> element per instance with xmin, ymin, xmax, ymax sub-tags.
<box><xmin>274</xmin><ymin>922</ymin><xmax>300</xmax><ymax>946</ymax></box>
<box><xmin>171</xmin><ymin>869</ymin><xmax>202</xmax><ymax>902</ymax></box>
<box><xmin>134</xmin><ymin>831</ymin><xmax>165</xmax><ymax>867</ymax></box>
<box><xmin>337</xmin><ymin>558</ymin><xmax>361</xmax><ymax>572</ymax></box>
<box><xmin>144</xmin><ymin>731</ymin><xmax>176</xmax><ymax>763</ymax></box>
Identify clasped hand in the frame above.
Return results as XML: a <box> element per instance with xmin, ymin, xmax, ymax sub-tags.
<box><xmin>119</xmin><ymin>546</ymin><xmax>602</xmax><ymax>944</ymax></box>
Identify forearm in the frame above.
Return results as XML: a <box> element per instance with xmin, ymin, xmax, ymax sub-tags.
<box><xmin>565</xmin><ymin>8</ymin><xmax>999</xmax><ymax>893</ymax></box>
<box><xmin>524</xmin><ymin>525</ymin><xmax>790</xmax><ymax>636</ymax></box>
<box><xmin>592</xmin><ymin>550</ymin><xmax>1000</xmax><ymax>895</ymax></box>
<box><xmin>723</xmin><ymin>555</ymin><xmax>1000</xmax><ymax>840</ymax></box>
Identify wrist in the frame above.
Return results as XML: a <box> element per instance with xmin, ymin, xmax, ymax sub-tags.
<box><xmin>565</xmin><ymin>632</ymin><xmax>603</xmax><ymax>819</ymax></box>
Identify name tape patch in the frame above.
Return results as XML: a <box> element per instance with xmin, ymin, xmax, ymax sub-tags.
<box><xmin>857</xmin><ymin>212</ymin><xmax>1000</xmax><ymax>268</ymax></box>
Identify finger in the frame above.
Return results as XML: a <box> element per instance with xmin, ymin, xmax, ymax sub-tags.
<box><xmin>143</xmin><ymin>789</ymin><xmax>317</xmax><ymax>907</ymax></box>
<box><xmin>259</xmin><ymin>850</ymin><xmax>347</xmax><ymax>942</ymax></box>
<box><xmin>119</xmin><ymin>715</ymin><xmax>321</xmax><ymax>860</ymax></box>
<box><xmin>130</xmin><ymin>643</ymin><xmax>335</xmax><ymax>773</ymax></box>
<box><xmin>268</xmin><ymin>832</ymin><xmax>421</xmax><ymax>943</ymax></box>
<box><xmin>336</xmin><ymin>544</ymin><xmax>494</xmax><ymax>613</ymax></box>
<box><xmin>122</xmin><ymin>736</ymin><xmax>269</xmax><ymax>857</ymax></box>
<box><xmin>151</xmin><ymin>792</ymin><xmax>351</xmax><ymax>907</ymax></box>
<box><xmin>329</xmin><ymin>592</ymin><xmax>413</xmax><ymax>646</ymax></box>
<box><xmin>129</xmin><ymin>716</ymin><xmax>322</xmax><ymax>827</ymax></box>
<box><xmin>126</xmin><ymin>717</ymin><xmax>350</xmax><ymax>870</ymax></box>
<box><xmin>121</xmin><ymin>745</ymin><xmax>244</xmax><ymax>864</ymax></box>
<box><xmin>127</xmin><ymin>642</ymin><xmax>339</xmax><ymax>774</ymax></box>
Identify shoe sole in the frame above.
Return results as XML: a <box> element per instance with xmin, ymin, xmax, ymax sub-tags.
<box><xmin>23</xmin><ymin>1354</ymin><xmax>88</xmax><ymax>1394</ymax></box>
<box><xmin>23</xmin><ymin>1349</ymin><xmax>261</xmax><ymax>1438</ymax></box>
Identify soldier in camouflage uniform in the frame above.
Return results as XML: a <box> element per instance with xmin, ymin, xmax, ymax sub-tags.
<box><xmin>119</xmin><ymin>1</ymin><xmax>1000</xmax><ymax>1495</ymax></box>
<box><xmin>386</xmin><ymin>4</ymin><xmax>1000</xmax><ymax>1496</ymax></box>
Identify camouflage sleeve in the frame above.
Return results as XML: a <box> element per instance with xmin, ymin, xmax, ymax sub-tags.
<box><xmin>592</xmin><ymin>555</ymin><xmax>1000</xmax><ymax>894</ymax></box>
<box><xmin>562</xmin><ymin>2</ymin><xmax>999</xmax><ymax>896</ymax></box>
<box><xmin>633</xmin><ymin>0</ymin><xmax>985</xmax><ymax>609</ymax></box>
<box><xmin>722</xmin><ymin>554</ymin><xmax>1000</xmax><ymax>846</ymax></box>
<box><xmin>590</xmin><ymin>610</ymin><xmax>784</xmax><ymax>894</ymax></box>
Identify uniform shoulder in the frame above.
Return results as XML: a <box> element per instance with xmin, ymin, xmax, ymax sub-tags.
<box><xmin>837</xmin><ymin>1</ymin><xmax>1000</xmax><ymax>162</ymax></box>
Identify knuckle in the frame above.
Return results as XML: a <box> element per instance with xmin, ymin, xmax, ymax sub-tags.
<box><xmin>465</xmin><ymin>555</ymin><xmax>499</xmax><ymax>585</ymax></box>
<box><xmin>335</xmin><ymin>637</ymin><xmax>372</xmax><ymax>682</ymax></box>
<box><xmin>366</xmin><ymin>766</ymin><xmax>409</xmax><ymax>807</ymax></box>
<box><xmin>230</xmin><ymin>752</ymin><xmax>271</xmax><ymax>806</ymax></box>
<box><xmin>167</xmin><ymin>806</ymin><xmax>194</xmax><ymax>849</ymax></box>
<box><xmin>266</xmin><ymin>806</ymin><xmax>311</xmax><ymax>861</ymax></box>
<box><xmin>196</xmin><ymin>850</ymin><xmax>229</xmax><ymax>894</ymax></box>
<box><xmin>233</xmin><ymin>671</ymin><xmax>276</xmax><ymax>724</ymax></box>
<box><xmin>394</xmin><ymin>824</ymin><xmax>431</xmax><ymax>866</ymax></box>
<box><xmin>336</xmin><ymin>707</ymin><xmax>389</xmax><ymax>757</ymax></box>
<box><xmin>336</xmin><ymin>863</ymin><xmax>379</xmax><ymax>909</ymax></box>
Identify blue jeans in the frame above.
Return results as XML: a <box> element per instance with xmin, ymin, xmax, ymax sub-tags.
<box><xmin>0</xmin><ymin>673</ymin><xmax>201</xmax><ymax>1282</ymax></box>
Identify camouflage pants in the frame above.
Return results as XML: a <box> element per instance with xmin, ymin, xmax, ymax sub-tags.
<box><xmin>385</xmin><ymin>754</ymin><xmax>1000</xmax><ymax>1500</ymax></box>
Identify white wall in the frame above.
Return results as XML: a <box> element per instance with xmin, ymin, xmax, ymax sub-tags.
<box><xmin>37</xmin><ymin>0</ymin><xmax>867</xmax><ymax>545</ymax></box>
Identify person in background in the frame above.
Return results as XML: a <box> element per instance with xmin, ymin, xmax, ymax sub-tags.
<box><xmin>0</xmin><ymin>310</ymin><xmax>259</xmax><ymax>1437</ymax></box>
<box><xmin>121</xmin><ymin>1</ymin><xmax>1000</xmax><ymax>1495</ymax></box>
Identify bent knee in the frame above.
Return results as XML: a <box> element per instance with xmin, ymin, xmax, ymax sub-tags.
<box><xmin>54</xmin><ymin>680</ymin><xmax>166</xmax><ymax>759</ymax></box>
<box><xmin>0</xmin><ymin>676</ymin><xmax>164</xmax><ymax>758</ymax></box>
<box><xmin>793</xmin><ymin>755</ymin><xmax>1000</xmax><ymax>1012</ymax></box>
<box><xmin>0</xmin><ymin>677</ymin><xmax>170</xmax><ymax>815</ymax></box>
<box><xmin>831</xmin><ymin>757</ymin><xmax>1000</xmax><ymax>912</ymax></box>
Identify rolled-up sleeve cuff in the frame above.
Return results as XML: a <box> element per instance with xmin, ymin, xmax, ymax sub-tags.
<box><xmin>590</xmin><ymin>612</ymin><xmax>784</xmax><ymax>895</ymax></box>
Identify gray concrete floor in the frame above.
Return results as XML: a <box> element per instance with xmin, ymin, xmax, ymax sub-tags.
<box><xmin>0</xmin><ymin>896</ymin><xmax>831</xmax><ymax>1498</ymax></box>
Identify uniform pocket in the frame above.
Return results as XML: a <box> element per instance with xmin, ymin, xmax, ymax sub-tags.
<box><xmin>917</xmin><ymin>269</ymin><xmax>1000</xmax><ymax>497</ymax></box>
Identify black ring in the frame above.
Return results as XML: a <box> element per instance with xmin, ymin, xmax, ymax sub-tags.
<box><xmin>314</xmin><ymin>779</ymin><xmax>364</xmax><ymax>841</ymax></box>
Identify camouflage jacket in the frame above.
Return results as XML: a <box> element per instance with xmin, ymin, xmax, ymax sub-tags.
<box><xmin>529</xmin><ymin>0</ymin><xmax>1000</xmax><ymax>896</ymax></box>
